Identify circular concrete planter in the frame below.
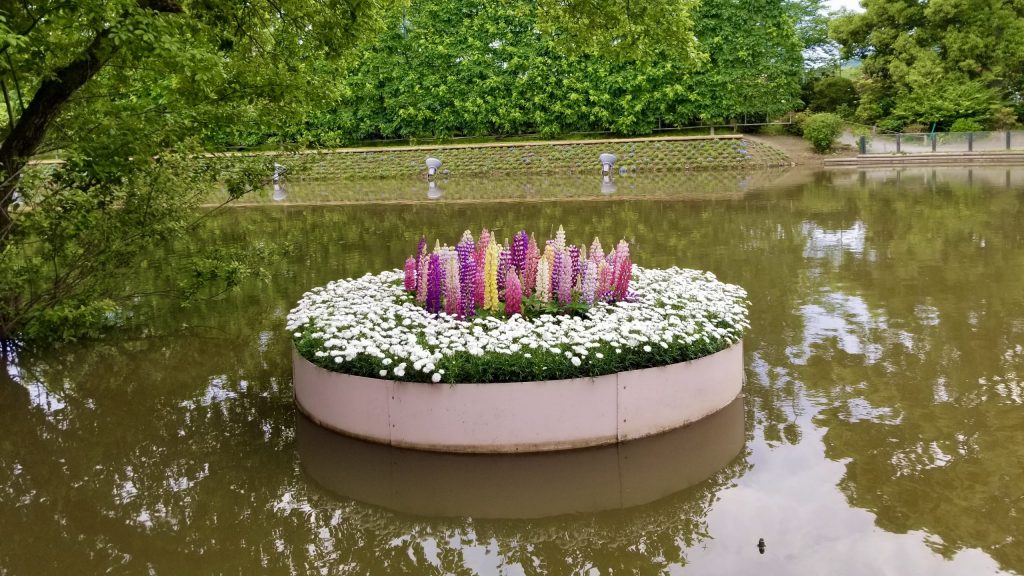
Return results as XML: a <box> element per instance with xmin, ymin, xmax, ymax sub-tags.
<box><xmin>297</xmin><ymin>396</ymin><xmax>745</xmax><ymax>518</ymax></box>
<box><xmin>293</xmin><ymin>341</ymin><xmax>743</xmax><ymax>453</ymax></box>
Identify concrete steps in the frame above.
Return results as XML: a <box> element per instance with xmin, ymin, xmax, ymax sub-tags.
<box><xmin>825</xmin><ymin>152</ymin><xmax>1024</xmax><ymax>167</ymax></box>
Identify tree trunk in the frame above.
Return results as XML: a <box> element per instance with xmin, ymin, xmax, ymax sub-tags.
<box><xmin>0</xmin><ymin>30</ymin><xmax>110</xmax><ymax>239</ymax></box>
<box><xmin>0</xmin><ymin>0</ymin><xmax>182</xmax><ymax>239</ymax></box>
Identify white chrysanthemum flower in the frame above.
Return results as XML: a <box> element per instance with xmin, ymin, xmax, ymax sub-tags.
<box><xmin>288</xmin><ymin>266</ymin><xmax>748</xmax><ymax>383</ymax></box>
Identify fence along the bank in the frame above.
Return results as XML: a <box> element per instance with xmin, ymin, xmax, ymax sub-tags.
<box><xmin>856</xmin><ymin>131</ymin><xmax>1024</xmax><ymax>154</ymax></box>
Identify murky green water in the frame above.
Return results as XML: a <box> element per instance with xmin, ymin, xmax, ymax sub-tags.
<box><xmin>3</xmin><ymin>166</ymin><xmax>1024</xmax><ymax>575</ymax></box>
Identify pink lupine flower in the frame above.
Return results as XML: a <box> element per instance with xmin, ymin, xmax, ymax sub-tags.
<box><xmin>504</xmin><ymin>269</ymin><xmax>523</xmax><ymax>316</ymax></box>
<box><xmin>589</xmin><ymin>237</ymin><xmax>604</xmax><ymax>264</ymax></box>
<box><xmin>612</xmin><ymin>255</ymin><xmax>632</xmax><ymax>301</ymax></box>
<box><xmin>416</xmin><ymin>251</ymin><xmax>429</xmax><ymax>305</ymax></box>
<box><xmin>557</xmin><ymin>250</ymin><xmax>573</xmax><ymax>306</ymax></box>
<box><xmin>597</xmin><ymin>260</ymin><xmax>613</xmax><ymax>302</ymax></box>
<box><xmin>445</xmin><ymin>252</ymin><xmax>461</xmax><ymax>316</ymax></box>
<box><xmin>610</xmin><ymin>239</ymin><xmax>631</xmax><ymax>299</ymax></box>
<box><xmin>614</xmin><ymin>239</ymin><xmax>630</xmax><ymax>267</ymax></box>
<box><xmin>476</xmin><ymin>228</ymin><xmax>491</xmax><ymax>263</ymax></box>
<box><xmin>523</xmin><ymin>235</ymin><xmax>540</xmax><ymax>296</ymax></box>
<box><xmin>404</xmin><ymin>257</ymin><xmax>417</xmax><ymax>292</ymax></box>
<box><xmin>552</xmin><ymin>225</ymin><xmax>566</xmax><ymax>253</ymax></box>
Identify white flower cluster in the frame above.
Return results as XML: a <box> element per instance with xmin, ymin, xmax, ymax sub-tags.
<box><xmin>286</xmin><ymin>266</ymin><xmax>749</xmax><ymax>382</ymax></box>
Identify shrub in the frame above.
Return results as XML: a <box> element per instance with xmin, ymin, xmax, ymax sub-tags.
<box><xmin>949</xmin><ymin>118</ymin><xmax>985</xmax><ymax>132</ymax></box>
<box><xmin>787</xmin><ymin>111</ymin><xmax>810</xmax><ymax>136</ymax></box>
<box><xmin>803</xmin><ymin>113</ymin><xmax>844</xmax><ymax>153</ymax></box>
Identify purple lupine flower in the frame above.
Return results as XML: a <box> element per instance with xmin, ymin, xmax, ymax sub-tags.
<box><xmin>457</xmin><ymin>240</ymin><xmax>477</xmax><ymax>319</ymax></box>
<box><xmin>426</xmin><ymin>253</ymin><xmax>442</xmax><ymax>314</ymax></box>
<box><xmin>569</xmin><ymin>245</ymin><xmax>581</xmax><ymax>291</ymax></box>
<box><xmin>498</xmin><ymin>248</ymin><xmax>511</xmax><ymax>297</ymax></box>
<box><xmin>557</xmin><ymin>250</ymin><xmax>573</xmax><ymax>306</ymax></box>
<box><xmin>404</xmin><ymin>257</ymin><xmax>417</xmax><ymax>292</ymax></box>
<box><xmin>551</xmin><ymin>247</ymin><xmax>564</xmax><ymax>298</ymax></box>
<box><xmin>504</xmin><ymin>269</ymin><xmax>523</xmax><ymax>316</ymax></box>
<box><xmin>511</xmin><ymin>230</ymin><xmax>529</xmax><ymax>273</ymax></box>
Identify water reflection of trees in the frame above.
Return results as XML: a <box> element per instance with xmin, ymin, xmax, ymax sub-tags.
<box><xmin>789</xmin><ymin>175</ymin><xmax>1024</xmax><ymax>573</ymax></box>
<box><xmin>6</xmin><ymin>168</ymin><xmax>1023</xmax><ymax>573</ymax></box>
<box><xmin>1</xmin><ymin>333</ymin><xmax>750</xmax><ymax>574</ymax></box>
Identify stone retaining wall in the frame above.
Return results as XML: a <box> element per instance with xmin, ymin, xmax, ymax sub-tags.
<box><xmin>215</xmin><ymin>136</ymin><xmax>790</xmax><ymax>181</ymax></box>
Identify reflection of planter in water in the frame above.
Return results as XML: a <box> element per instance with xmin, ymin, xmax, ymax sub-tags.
<box><xmin>293</xmin><ymin>342</ymin><xmax>743</xmax><ymax>453</ymax></box>
<box><xmin>297</xmin><ymin>396</ymin><xmax>745</xmax><ymax>519</ymax></box>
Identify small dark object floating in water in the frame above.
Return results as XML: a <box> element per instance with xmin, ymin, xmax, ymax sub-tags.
<box><xmin>757</xmin><ymin>537</ymin><xmax>766</xmax><ymax>554</ymax></box>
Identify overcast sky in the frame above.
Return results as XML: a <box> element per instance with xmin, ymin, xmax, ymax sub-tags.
<box><xmin>826</xmin><ymin>0</ymin><xmax>863</xmax><ymax>12</ymax></box>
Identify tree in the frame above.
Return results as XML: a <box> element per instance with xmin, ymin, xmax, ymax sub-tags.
<box><xmin>808</xmin><ymin>76</ymin><xmax>858</xmax><ymax>113</ymax></box>
<box><xmin>788</xmin><ymin>0</ymin><xmax>841</xmax><ymax>70</ymax></box>
<box><xmin>272</xmin><ymin>0</ymin><xmax>804</xmax><ymax>144</ymax></box>
<box><xmin>0</xmin><ymin>0</ymin><xmax>704</xmax><ymax>343</ymax></box>
<box><xmin>831</xmin><ymin>0</ymin><xmax>1024</xmax><ymax>129</ymax></box>
<box><xmin>0</xmin><ymin>0</ymin><xmax>391</xmax><ymax>342</ymax></box>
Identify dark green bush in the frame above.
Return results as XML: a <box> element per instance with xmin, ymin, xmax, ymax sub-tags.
<box><xmin>808</xmin><ymin>76</ymin><xmax>859</xmax><ymax>114</ymax></box>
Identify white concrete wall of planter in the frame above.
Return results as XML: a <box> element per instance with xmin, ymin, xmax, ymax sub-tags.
<box><xmin>293</xmin><ymin>341</ymin><xmax>743</xmax><ymax>453</ymax></box>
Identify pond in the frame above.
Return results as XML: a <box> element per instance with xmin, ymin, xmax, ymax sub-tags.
<box><xmin>2</xmin><ymin>166</ymin><xmax>1023</xmax><ymax>575</ymax></box>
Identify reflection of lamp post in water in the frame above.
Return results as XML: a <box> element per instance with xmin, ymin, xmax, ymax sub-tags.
<box><xmin>272</xmin><ymin>163</ymin><xmax>287</xmax><ymax>202</ymax></box>
<box><xmin>599</xmin><ymin>153</ymin><xmax>617</xmax><ymax>194</ymax></box>
<box><xmin>427</xmin><ymin>180</ymin><xmax>443</xmax><ymax>200</ymax></box>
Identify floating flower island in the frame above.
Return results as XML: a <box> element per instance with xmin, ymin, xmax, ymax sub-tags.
<box><xmin>288</xmin><ymin>227</ymin><xmax>749</xmax><ymax>453</ymax></box>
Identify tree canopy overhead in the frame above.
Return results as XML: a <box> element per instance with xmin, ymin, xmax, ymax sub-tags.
<box><xmin>221</xmin><ymin>0</ymin><xmax>804</xmax><ymax>146</ymax></box>
<box><xmin>0</xmin><ymin>0</ymin><xmax>719</xmax><ymax>342</ymax></box>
